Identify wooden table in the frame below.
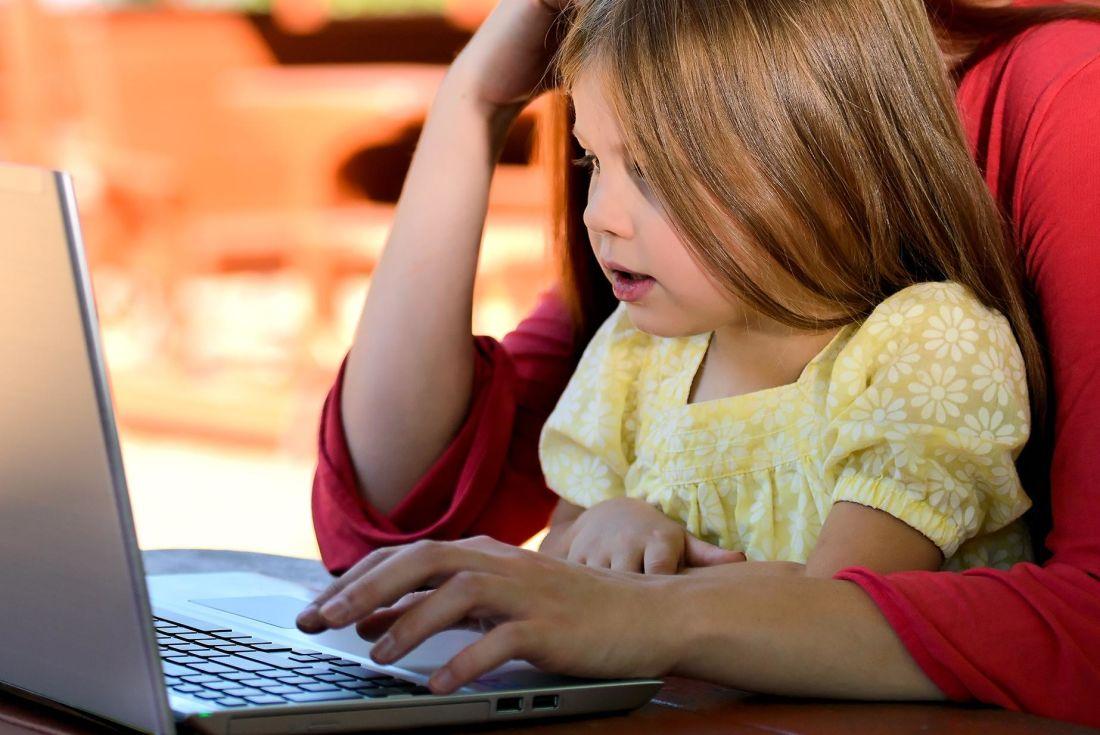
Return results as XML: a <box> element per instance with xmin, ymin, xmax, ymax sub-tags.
<box><xmin>0</xmin><ymin>550</ymin><xmax>1094</xmax><ymax>734</ymax></box>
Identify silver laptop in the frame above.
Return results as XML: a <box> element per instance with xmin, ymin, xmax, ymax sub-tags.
<box><xmin>0</xmin><ymin>162</ymin><xmax>661</xmax><ymax>734</ymax></box>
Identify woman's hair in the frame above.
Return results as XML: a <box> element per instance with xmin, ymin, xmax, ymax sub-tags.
<box><xmin>533</xmin><ymin>0</ymin><xmax>1096</xmax><ymax>434</ymax></box>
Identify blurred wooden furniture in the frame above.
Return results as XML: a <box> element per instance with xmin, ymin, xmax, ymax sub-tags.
<box><xmin>0</xmin><ymin>549</ymin><xmax>1092</xmax><ymax>735</ymax></box>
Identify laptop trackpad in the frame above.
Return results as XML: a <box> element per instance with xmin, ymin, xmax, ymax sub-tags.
<box><xmin>191</xmin><ymin>595</ymin><xmax>310</xmax><ymax>629</ymax></box>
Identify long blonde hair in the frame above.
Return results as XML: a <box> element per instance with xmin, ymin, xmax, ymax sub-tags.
<box><xmin>538</xmin><ymin>0</ymin><xmax>1069</xmax><ymax>431</ymax></box>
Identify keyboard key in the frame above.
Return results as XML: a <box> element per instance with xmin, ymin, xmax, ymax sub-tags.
<box><xmin>163</xmin><ymin>655</ymin><xmax>205</xmax><ymax>666</ymax></box>
<box><xmin>170</xmin><ymin>684</ymin><xmax>204</xmax><ymax>694</ymax></box>
<box><xmin>213</xmin><ymin>644</ymin><xmax>252</xmax><ymax>654</ymax></box>
<box><xmin>194</xmin><ymin>650</ymin><xmax>228</xmax><ymax>659</ymax></box>
<box><xmin>167</xmin><ymin>643</ymin><xmax>204</xmax><ymax>654</ymax></box>
<box><xmin>301</xmin><ymin>683</ymin><xmax>340</xmax><ymax>693</ymax></box>
<box><xmin>239</xmin><ymin>677</ymin><xmax>279</xmax><ymax>688</ymax></box>
<box><xmin>337</xmin><ymin>666</ymin><xmax>389</xmax><ymax>681</ymax></box>
<box><xmin>216</xmin><ymin>697</ymin><xmax>247</xmax><ymax>707</ymax></box>
<box><xmin>192</xmin><ymin>638</ymin><xmax>225</xmax><ymax>647</ymax></box>
<box><xmin>194</xmin><ymin>691</ymin><xmax>223</xmax><ymax>700</ymax></box>
<box><xmin>175</xmin><ymin>632</ymin><xmax>211</xmax><ymax>642</ymax></box>
<box><xmin>181</xmin><ymin>674</ymin><xmax>219</xmax><ymax>684</ymax></box>
<box><xmin>245</xmin><ymin>695</ymin><xmax>286</xmax><ymax>706</ymax></box>
<box><xmin>228</xmin><ymin>637</ymin><xmax>270</xmax><ymax>646</ymax></box>
<box><xmin>223</xmin><ymin>687</ymin><xmax>263</xmax><ymax>697</ymax></box>
<box><xmin>291</xmin><ymin>649</ymin><xmax>321</xmax><ymax>657</ymax></box>
<box><xmin>252</xmin><ymin>643</ymin><xmax>292</xmax><ymax>652</ymax></box>
<box><xmin>207</xmin><ymin>656</ymin><xmax>269</xmax><ymax>673</ymax></box>
<box><xmin>153</xmin><ymin>611</ymin><xmax>233</xmax><ymax>634</ymax></box>
<box><xmin>253</xmin><ymin>669</ymin><xmax>284</xmax><ymax>678</ymax></box>
<box><xmin>235</xmin><ymin>652</ymin><xmax>313</xmax><ymax>670</ymax></box>
<box><xmin>311</xmin><ymin>654</ymin><xmax>340</xmax><ymax>662</ymax></box>
<box><xmin>205</xmin><ymin>681</ymin><xmax>245</xmax><ymax>691</ymax></box>
<box><xmin>294</xmin><ymin>665</ymin><xmax>339</xmax><ymax>677</ymax></box>
<box><xmin>261</xmin><ymin>685</ymin><xmax>304</xmax><ymax>695</ymax></box>
<box><xmin>161</xmin><ymin>662</ymin><xmax>193</xmax><ymax>677</ymax></box>
<box><xmin>189</xmin><ymin>662</ymin><xmax>235</xmax><ymax>675</ymax></box>
<box><xmin>328</xmin><ymin>659</ymin><xmax>363</xmax><ymax>668</ymax></box>
<box><xmin>315</xmin><ymin>673</ymin><xmax>355</xmax><ymax>684</ymax></box>
<box><xmin>223</xmin><ymin>672</ymin><xmax>256</xmax><ymax>681</ymax></box>
<box><xmin>285</xmin><ymin>691</ymin><xmax>362</xmax><ymax>703</ymax></box>
<box><xmin>271</xmin><ymin>675</ymin><xmax>315</xmax><ymax>685</ymax></box>
<box><xmin>288</xmin><ymin>655</ymin><xmax>321</xmax><ymax>663</ymax></box>
<box><xmin>164</xmin><ymin>676</ymin><xmax>181</xmax><ymax>686</ymax></box>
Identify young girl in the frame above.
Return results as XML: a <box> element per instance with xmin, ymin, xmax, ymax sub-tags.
<box><xmin>535</xmin><ymin>0</ymin><xmax>1047</xmax><ymax>577</ymax></box>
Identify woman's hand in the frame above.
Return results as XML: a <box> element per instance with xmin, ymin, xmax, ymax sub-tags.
<box><xmin>542</xmin><ymin>497</ymin><xmax>746</xmax><ymax>574</ymax></box>
<box><xmin>447</xmin><ymin>0</ymin><xmax>573</xmax><ymax>117</ymax></box>
<box><xmin>295</xmin><ymin>536</ymin><xmax>684</xmax><ymax>694</ymax></box>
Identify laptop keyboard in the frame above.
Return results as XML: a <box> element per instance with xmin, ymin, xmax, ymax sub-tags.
<box><xmin>154</xmin><ymin>612</ymin><xmax>432</xmax><ymax>709</ymax></box>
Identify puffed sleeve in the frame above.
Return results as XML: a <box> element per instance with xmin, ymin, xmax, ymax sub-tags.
<box><xmin>537</xmin><ymin>303</ymin><xmax>647</xmax><ymax>508</ymax></box>
<box><xmin>823</xmin><ymin>282</ymin><xmax>1033</xmax><ymax>560</ymax></box>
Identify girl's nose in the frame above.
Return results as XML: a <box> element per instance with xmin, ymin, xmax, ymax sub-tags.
<box><xmin>582</xmin><ymin>175</ymin><xmax>634</xmax><ymax>240</ymax></box>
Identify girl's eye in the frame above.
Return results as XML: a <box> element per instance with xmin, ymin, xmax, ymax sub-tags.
<box><xmin>571</xmin><ymin>152</ymin><xmax>600</xmax><ymax>173</ymax></box>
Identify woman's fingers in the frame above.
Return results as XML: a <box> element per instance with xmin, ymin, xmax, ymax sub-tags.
<box><xmin>317</xmin><ymin>538</ymin><xmax>512</xmax><ymax>629</ymax></box>
<box><xmin>371</xmin><ymin>572</ymin><xmax>517</xmax><ymax>665</ymax></box>
<box><xmin>353</xmin><ymin>590</ymin><xmax>433</xmax><ymax>641</ymax></box>
<box><xmin>298</xmin><ymin>546</ymin><xmax>400</xmax><ymax>632</ymax></box>
<box><xmin>428</xmin><ymin>623</ymin><xmax>535</xmax><ymax>695</ymax></box>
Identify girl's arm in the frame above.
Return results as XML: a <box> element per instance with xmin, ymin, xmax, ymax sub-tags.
<box><xmin>339</xmin><ymin>0</ymin><xmax>564</xmax><ymax>515</ymax></box>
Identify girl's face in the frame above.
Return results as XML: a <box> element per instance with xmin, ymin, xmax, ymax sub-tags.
<box><xmin>571</xmin><ymin>68</ymin><xmax>748</xmax><ymax>338</ymax></box>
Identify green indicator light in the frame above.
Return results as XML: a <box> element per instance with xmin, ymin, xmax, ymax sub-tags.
<box><xmin>198</xmin><ymin>713</ymin><xmax>212</xmax><ymax>718</ymax></box>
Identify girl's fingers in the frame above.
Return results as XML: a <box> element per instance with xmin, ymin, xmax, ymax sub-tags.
<box><xmin>683</xmin><ymin>535</ymin><xmax>747</xmax><ymax>568</ymax></box>
<box><xmin>370</xmin><ymin>572</ymin><xmax>516</xmax><ymax>665</ymax></box>
<box><xmin>610</xmin><ymin>547</ymin><xmax>644</xmax><ymax>573</ymax></box>
<box><xmin>318</xmin><ymin>540</ymin><xmax>510</xmax><ymax>629</ymax></box>
<box><xmin>428</xmin><ymin>622</ymin><xmax>535</xmax><ymax>695</ymax></box>
<box><xmin>643</xmin><ymin>539</ymin><xmax>680</xmax><ymax>575</ymax></box>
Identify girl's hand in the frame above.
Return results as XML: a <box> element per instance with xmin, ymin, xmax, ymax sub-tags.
<box><xmin>446</xmin><ymin>0</ymin><xmax>572</xmax><ymax>115</ymax></box>
<box><xmin>295</xmin><ymin>536</ymin><xmax>683</xmax><ymax>694</ymax></box>
<box><xmin>547</xmin><ymin>497</ymin><xmax>746</xmax><ymax>574</ymax></box>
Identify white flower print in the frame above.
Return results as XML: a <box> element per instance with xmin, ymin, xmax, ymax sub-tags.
<box><xmin>834</xmin><ymin>345</ymin><xmax>870</xmax><ymax>397</ymax></box>
<box><xmin>877</xmin><ymin>339</ymin><xmax>922</xmax><ymax>384</ymax></box>
<box><xmin>958</xmin><ymin>407</ymin><xmax>1018</xmax><ymax>454</ymax></box>
<box><xmin>845</xmin><ymin>386</ymin><xmax>907</xmax><ymax>443</ymax></box>
<box><xmin>922</xmin><ymin>305</ymin><xmax>980</xmax><ymax>361</ymax></box>
<box><xmin>559</xmin><ymin>454</ymin><xmax>615</xmax><ymax>505</ymax></box>
<box><xmin>971</xmin><ymin>346</ymin><xmax>1013</xmax><ymax>407</ymax></box>
<box><xmin>868</xmin><ymin>299</ymin><xmax>925</xmax><ymax>338</ymax></box>
<box><xmin>574</xmin><ymin>400</ymin><xmax>619</xmax><ymax>449</ymax></box>
<box><xmin>910</xmin><ymin>364</ymin><xmax>968</xmax><ymax>423</ymax></box>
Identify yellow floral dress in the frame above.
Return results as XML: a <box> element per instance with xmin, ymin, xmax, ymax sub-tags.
<box><xmin>537</xmin><ymin>282</ymin><xmax>1034</xmax><ymax>570</ymax></box>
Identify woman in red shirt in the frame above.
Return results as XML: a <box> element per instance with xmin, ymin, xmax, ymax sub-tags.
<box><xmin>305</xmin><ymin>0</ymin><xmax>1100</xmax><ymax>726</ymax></box>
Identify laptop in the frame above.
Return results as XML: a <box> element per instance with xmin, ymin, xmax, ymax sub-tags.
<box><xmin>0</xmin><ymin>162</ymin><xmax>662</xmax><ymax>734</ymax></box>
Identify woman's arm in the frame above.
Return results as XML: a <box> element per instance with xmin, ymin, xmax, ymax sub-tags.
<box><xmin>294</xmin><ymin>536</ymin><xmax>942</xmax><ymax>700</ymax></box>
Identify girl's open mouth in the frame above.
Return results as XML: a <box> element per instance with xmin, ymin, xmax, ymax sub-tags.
<box><xmin>610</xmin><ymin>269</ymin><xmax>656</xmax><ymax>302</ymax></box>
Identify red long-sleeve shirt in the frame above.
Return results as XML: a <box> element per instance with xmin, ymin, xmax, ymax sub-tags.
<box><xmin>312</xmin><ymin>16</ymin><xmax>1100</xmax><ymax>728</ymax></box>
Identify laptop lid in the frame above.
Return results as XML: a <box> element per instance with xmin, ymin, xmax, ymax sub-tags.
<box><xmin>0</xmin><ymin>163</ymin><xmax>174</xmax><ymax>734</ymax></box>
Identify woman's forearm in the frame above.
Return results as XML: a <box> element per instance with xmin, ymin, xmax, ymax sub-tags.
<box><xmin>341</xmin><ymin>71</ymin><xmax>522</xmax><ymax>515</ymax></box>
<box><xmin>665</xmin><ymin>573</ymin><xmax>944</xmax><ymax>700</ymax></box>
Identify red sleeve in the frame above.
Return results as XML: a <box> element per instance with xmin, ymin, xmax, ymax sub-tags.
<box><xmin>311</xmin><ymin>288</ymin><xmax>576</xmax><ymax>574</ymax></box>
<box><xmin>837</xmin><ymin>30</ymin><xmax>1100</xmax><ymax>728</ymax></box>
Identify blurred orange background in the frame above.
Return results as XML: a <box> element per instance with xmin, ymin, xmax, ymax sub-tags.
<box><xmin>0</xmin><ymin>0</ymin><xmax>556</xmax><ymax>557</ymax></box>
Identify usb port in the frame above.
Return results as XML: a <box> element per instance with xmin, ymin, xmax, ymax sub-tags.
<box><xmin>532</xmin><ymin>694</ymin><xmax>559</xmax><ymax>711</ymax></box>
<box><xmin>495</xmin><ymin>697</ymin><xmax>523</xmax><ymax>713</ymax></box>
